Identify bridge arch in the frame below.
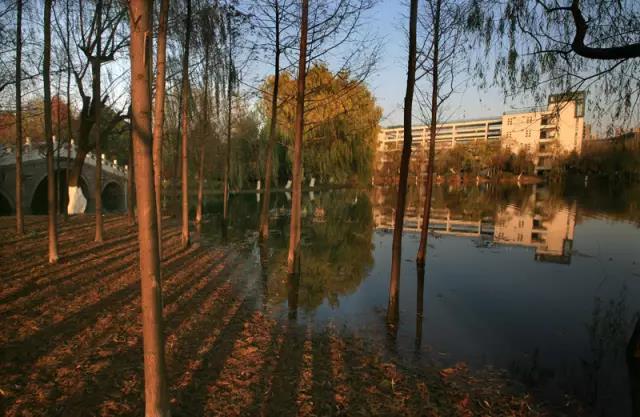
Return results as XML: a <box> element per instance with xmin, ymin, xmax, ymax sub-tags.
<box><xmin>102</xmin><ymin>181</ymin><xmax>125</xmax><ymax>213</ymax></box>
<box><xmin>31</xmin><ymin>171</ymin><xmax>89</xmax><ymax>215</ymax></box>
<box><xmin>0</xmin><ymin>190</ymin><xmax>13</xmax><ymax>215</ymax></box>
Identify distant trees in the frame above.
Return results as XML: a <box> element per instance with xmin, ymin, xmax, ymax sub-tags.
<box><xmin>260</xmin><ymin>64</ymin><xmax>381</xmax><ymax>185</ymax></box>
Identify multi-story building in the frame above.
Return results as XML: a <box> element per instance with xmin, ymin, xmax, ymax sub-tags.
<box><xmin>376</xmin><ymin>92</ymin><xmax>586</xmax><ymax>174</ymax></box>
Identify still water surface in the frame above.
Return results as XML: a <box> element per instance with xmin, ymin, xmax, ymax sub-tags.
<box><xmin>203</xmin><ymin>181</ymin><xmax>640</xmax><ymax>416</ymax></box>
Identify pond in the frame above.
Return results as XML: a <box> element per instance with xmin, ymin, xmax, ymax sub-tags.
<box><xmin>201</xmin><ymin>180</ymin><xmax>640</xmax><ymax>417</ymax></box>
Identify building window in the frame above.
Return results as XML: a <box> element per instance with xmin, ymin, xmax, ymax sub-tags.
<box><xmin>507</xmin><ymin>118</ymin><xmax>512</xmax><ymax>126</ymax></box>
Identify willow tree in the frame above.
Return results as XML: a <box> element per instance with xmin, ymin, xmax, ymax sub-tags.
<box><xmin>260</xmin><ymin>65</ymin><xmax>381</xmax><ymax>183</ymax></box>
<box><xmin>129</xmin><ymin>0</ymin><xmax>171</xmax><ymax>415</ymax></box>
<box><xmin>388</xmin><ymin>0</ymin><xmax>418</xmax><ymax>324</ymax></box>
<box><xmin>467</xmin><ymin>0</ymin><xmax>640</xmax><ymax>122</ymax></box>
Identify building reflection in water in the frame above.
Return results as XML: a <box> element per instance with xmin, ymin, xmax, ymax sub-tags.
<box><xmin>373</xmin><ymin>184</ymin><xmax>577</xmax><ymax>264</ymax></box>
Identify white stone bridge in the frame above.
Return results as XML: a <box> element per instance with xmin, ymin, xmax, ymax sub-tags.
<box><xmin>0</xmin><ymin>140</ymin><xmax>128</xmax><ymax>215</ymax></box>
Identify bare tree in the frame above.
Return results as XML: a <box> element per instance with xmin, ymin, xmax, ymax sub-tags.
<box><xmin>53</xmin><ymin>0</ymin><xmax>128</xmax><ymax>214</ymax></box>
<box><xmin>15</xmin><ymin>0</ymin><xmax>23</xmax><ymax>235</ymax></box>
<box><xmin>153</xmin><ymin>0</ymin><xmax>169</xmax><ymax>256</ymax></box>
<box><xmin>287</xmin><ymin>0</ymin><xmax>308</xmax><ymax>274</ymax></box>
<box><xmin>180</xmin><ymin>0</ymin><xmax>192</xmax><ymax>248</ymax></box>
<box><xmin>128</xmin><ymin>0</ymin><xmax>171</xmax><ymax>415</ymax></box>
<box><xmin>44</xmin><ymin>0</ymin><xmax>59</xmax><ymax>264</ymax></box>
<box><xmin>254</xmin><ymin>0</ymin><xmax>295</xmax><ymax>241</ymax></box>
<box><xmin>388</xmin><ymin>0</ymin><xmax>418</xmax><ymax>324</ymax></box>
<box><xmin>415</xmin><ymin>0</ymin><xmax>464</xmax><ymax>265</ymax></box>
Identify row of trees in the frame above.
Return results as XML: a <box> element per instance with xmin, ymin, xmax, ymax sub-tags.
<box><xmin>5</xmin><ymin>0</ymin><xmax>379</xmax><ymax>413</ymax></box>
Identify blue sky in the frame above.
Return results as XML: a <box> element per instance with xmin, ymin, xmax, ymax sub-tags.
<box><xmin>367</xmin><ymin>0</ymin><xmax>509</xmax><ymax>127</ymax></box>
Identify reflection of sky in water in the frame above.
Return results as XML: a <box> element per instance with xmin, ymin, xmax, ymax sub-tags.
<box><xmin>206</xmin><ymin>183</ymin><xmax>640</xmax><ymax>416</ymax></box>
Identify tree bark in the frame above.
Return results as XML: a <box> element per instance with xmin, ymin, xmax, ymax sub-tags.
<box><xmin>259</xmin><ymin>0</ymin><xmax>281</xmax><ymax>242</ymax></box>
<box><xmin>65</xmin><ymin>0</ymin><xmax>72</xmax><ymax>220</ymax></box>
<box><xmin>195</xmin><ymin>144</ymin><xmax>205</xmax><ymax>225</ymax></box>
<box><xmin>287</xmin><ymin>0</ymin><xmax>308</xmax><ymax>275</ymax></box>
<box><xmin>196</xmin><ymin>42</ymin><xmax>210</xmax><ymax>227</ymax></box>
<box><xmin>223</xmin><ymin>20</ymin><xmax>233</xmax><ymax>223</ymax></box>
<box><xmin>388</xmin><ymin>0</ymin><xmax>418</xmax><ymax>323</ymax></box>
<box><xmin>128</xmin><ymin>1</ymin><xmax>171</xmax><ymax>416</ymax></box>
<box><xmin>128</xmin><ymin>109</ymin><xmax>135</xmax><ymax>225</ymax></box>
<box><xmin>93</xmin><ymin>1</ymin><xmax>104</xmax><ymax>243</ymax></box>
<box><xmin>152</xmin><ymin>0</ymin><xmax>169</xmax><ymax>256</ymax></box>
<box><xmin>15</xmin><ymin>0</ymin><xmax>23</xmax><ymax>235</ymax></box>
<box><xmin>44</xmin><ymin>0</ymin><xmax>59</xmax><ymax>264</ymax></box>
<box><xmin>180</xmin><ymin>0</ymin><xmax>192</xmax><ymax>248</ymax></box>
<box><xmin>416</xmin><ymin>0</ymin><xmax>441</xmax><ymax>266</ymax></box>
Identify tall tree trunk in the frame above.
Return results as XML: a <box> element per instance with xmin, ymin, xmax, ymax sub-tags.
<box><xmin>259</xmin><ymin>0</ymin><xmax>281</xmax><ymax>241</ymax></box>
<box><xmin>180</xmin><ymin>0</ymin><xmax>192</xmax><ymax>248</ymax></box>
<box><xmin>223</xmin><ymin>24</ymin><xmax>233</xmax><ymax>223</ymax></box>
<box><xmin>44</xmin><ymin>0</ymin><xmax>58</xmax><ymax>264</ymax></box>
<box><xmin>93</xmin><ymin>0</ymin><xmax>104</xmax><ymax>243</ymax></box>
<box><xmin>153</xmin><ymin>0</ymin><xmax>169</xmax><ymax>257</ymax></box>
<box><xmin>415</xmin><ymin>264</ymin><xmax>425</xmax><ymax>351</ymax></box>
<box><xmin>287</xmin><ymin>0</ymin><xmax>308</xmax><ymax>275</ymax></box>
<box><xmin>172</xmin><ymin>116</ymin><xmax>180</xmax><ymax>218</ymax></box>
<box><xmin>15</xmin><ymin>0</ymin><xmax>23</xmax><ymax>235</ymax></box>
<box><xmin>195</xmin><ymin>144</ymin><xmax>205</xmax><ymax>225</ymax></box>
<box><xmin>128</xmin><ymin>2</ymin><xmax>171</xmax><ymax>416</ymax></box>
<box><xmin>65</xmin><ymin>0</ymin><xmax>72</xmax><ymax>220</ymax></box>
<box><xmin>416</xmin><ymin>0</ymin><xmax>441</xmax><ymax>266</ymax></box>
<box><xmin>128</xmin><ymin>108</ymin><xmax>135</xmax><ymax>225</ymax></box>
<box><xmin>388</xmin><ymin>0</ymin><xmax>418</xmax><ymax>323</ymax></box>
<box><xmin>196</xmin><ymin>44</ymin><xmax>210</xmax><ymax>227</ymax></box>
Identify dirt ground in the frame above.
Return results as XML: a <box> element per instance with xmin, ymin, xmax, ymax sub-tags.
<box><xmin>0</xmin><ymin>215</ymin><xmax>590</xmax><ymax>416</ymax></box>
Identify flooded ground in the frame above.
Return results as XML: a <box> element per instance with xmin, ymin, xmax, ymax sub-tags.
<box><xmin>203</xmin><ymin>180</ymin><xmax>640</xmax><ymax>417</ymax></box>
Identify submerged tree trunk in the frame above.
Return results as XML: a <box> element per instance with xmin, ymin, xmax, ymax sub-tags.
<box><xmin>153</xmin><ymin>0</ymin><xmax>169</xmax><ymax>256</ymax></box>
<box><xmin>128</xmin><ymin>1</ymin><xmax>171</xmax><ymax>415</ymax></box>
<box><xmin>180</xmin><ymin>0</ymin><xmax>192</xmax><ymax>248</ymax></box>
<box><xmin>93</xmin><ymin>1</ymin><xmax>104</xmax><ymax>243</ymax></box>
<box><xmin>15</xmin><ymin>0</ymin><xmax>23</xmax><ymax>235</ymax></box>
<box><xmin>259</xmin><ymin>0</ymin><xmax>281</xmax><ymax>241</ymax></box>
<box><xmin>286</xmin><ymin>0</ymin><xmax>308</xmax><ymax>275</ymax></box>
<box><xmin>415</xmin><ymin>264</ymin><xmax>425</xmax><ymax>351</ymax></box>
<box><xmin>44</xmin><ymin>0</ymin><xmax>58</xmax><ymax>264</ymax></box>
<box><xmin>416</xmin><ymin>0</ymin><xmax>441</xmax><ymax>266</ymax></box>
<box><xmin>627</xmin><ymin>318</ymin><xmax>640</xmax><ymax>417</ymax></box>
<box><xmin>388</xmin><ymin>0</ymin><xmax>418</xmax><ymax>323</ymax></box>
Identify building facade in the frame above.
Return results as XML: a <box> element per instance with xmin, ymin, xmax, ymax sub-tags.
<box><xmin>376</xmin><ymin>92</ymin><xmax>586</xmax><ymax>174</ymax></box>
